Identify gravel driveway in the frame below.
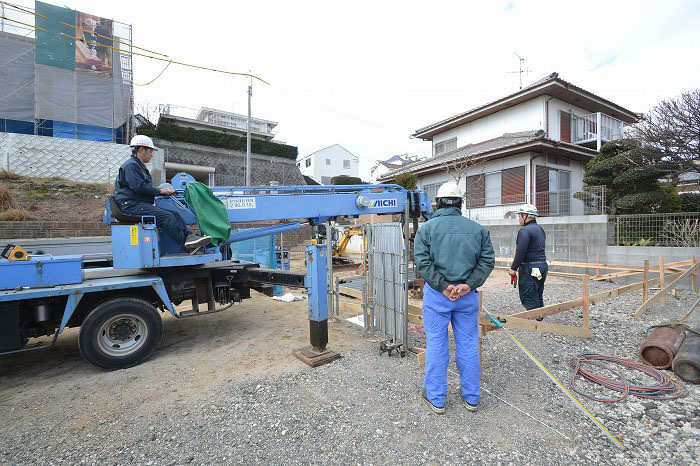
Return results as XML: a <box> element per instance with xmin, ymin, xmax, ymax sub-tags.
<box><xmin>1</xmin><ymin>271</ymin><xmax>698</xmax><ymax>465</ymax></box>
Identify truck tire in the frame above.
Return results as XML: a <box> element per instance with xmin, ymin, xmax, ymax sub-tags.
<box><xmin>78</xmin><ymin>297</ymin><xmax>163</xmax><ymax>369</ymax></box>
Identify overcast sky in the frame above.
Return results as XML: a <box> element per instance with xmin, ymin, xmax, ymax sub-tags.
<box><xmin>8</xmin><ymin>0</ymin><xmax>700</xmax><ymax>179</ymax></box>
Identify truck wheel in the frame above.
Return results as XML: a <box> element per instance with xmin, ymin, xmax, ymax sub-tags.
<box><xmin>79</xmin><ymin>297</ymin><xmax>163</xmax><ymax>369</ymax></box>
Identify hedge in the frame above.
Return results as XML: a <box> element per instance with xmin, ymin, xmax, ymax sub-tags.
<box><xmin>139</xmin><ymin>122</ymin><xmax>298</xmax><ymax>160</ymax></box>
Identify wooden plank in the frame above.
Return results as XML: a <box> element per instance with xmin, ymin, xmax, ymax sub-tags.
<box><xmin>595</xmin><ymin>252</ymin><xmax>601</xmax><ymax>278</ymax></box>
<box><xmin>494</xmin><ymin>265</ymin><xmax>584</xmax><ymax>278</ymax></box>
<box><xmin>693</xmin><ymin>256</ymin><xmax>697</xmax><ymax>293</ymax></box>
<box><xmin>592</xmin><ymin>270</ymin><xmax>640</xmax><ymax>281</ymax></box>
<box><xmin>511</xmin><ymin>271</ymin><xmax>684</xmax><ymax>321</ymax></box>
<box><xmin>477</xmin><ymin>314</ymin><xmax>593</xmax><ymax>338</ymax></box>
<box><xmin>633</xmin><ymin>261</ymin><xmax>700</xmax><ymax>319</ymax></box>
<box><xmin>408</xmin><ymin>347</ymin><xmax>426</xmax><ymax>365</ymax></box>
<box><xmin>338</xmin><ymin>285</ymin><xmax>362</xmax><ymax>300</ymax></box>
<box><xmin>583</xmin><ymin>274</ymin><xmax>590</xmax><ymax>330</ymax></box>
<box><xmin>495</xmin><ymin>257</ymin><xmax>681</xmax><ymax>273</ymax></box>
<box><xmin>659</xmin><ymin>256</ymin><xmax>666</xmax><ymax>305</ymax></box>
<box><xmin>643</xmin><ymin>259</ymin><xmax>649</xmax><ymax>303</ymax></box>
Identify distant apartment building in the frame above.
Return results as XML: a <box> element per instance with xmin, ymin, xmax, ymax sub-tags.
<box><xmin>297</xmin><ymin>144</ymin><xmax>360</xmax><ymax>185</ymax></box>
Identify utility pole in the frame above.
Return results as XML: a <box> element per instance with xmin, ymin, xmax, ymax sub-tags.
<box><xmin>246</xmin><ymin>74</ymin><xmax>252</xmax><ymax>186</ymax></box>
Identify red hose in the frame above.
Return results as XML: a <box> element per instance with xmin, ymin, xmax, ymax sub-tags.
<box><xmin>569</xmin><ymin>353</ymin><xmax>686</xmax><ymax>402</ymax></box>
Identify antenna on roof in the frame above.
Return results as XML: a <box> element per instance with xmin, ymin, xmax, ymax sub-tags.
<box><xmin>508</xmin><ymin>52</ymin><xmax>532</xmax><ymax>89</ymax></box>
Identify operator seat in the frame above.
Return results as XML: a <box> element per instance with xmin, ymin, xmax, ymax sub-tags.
<box><xmin>107</xmin><ymin>195</ymin><xmax>141</xmax><ymax>224</ymax></box>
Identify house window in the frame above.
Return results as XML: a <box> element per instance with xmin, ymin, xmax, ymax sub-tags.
<box><xmin>343</xmin><ymin>160</ymin><xmax>351</xmax><ymax>169</ymax></box>
<box><xmin>422</xmin><ymin>183</ymin><xmax>441</xmax><ymax>205</ymax></box>
<box><xmin>305</xmin><ymin>158</ymin><xmax>311</xmax><ymax>168</ymax></box>
<box><xmin>485</xmin><ymin>173</ymin><xmax>501</xmax><ymax>206</ymax></box>
<box><xmin>501</xmin><ymin>166</ymin><xmax>526</xmax><ymax>204</ymax></box>
<box><xmin>326</xmin><ymin>158</ymin><xmax>331</xmax><ymax>165</ymax></box>
<box><xmin>434</xmin><ymin>138</ymin><xmax>457</xmax><ymax>156</ymax></box>
<box><xmin>560</xmin><ymin>111</ymin><xmax>571</xmax><ymax>143</ymax></box>
<box><xmin>535</xmin><ymin>165</ymin><xmax>571</xmax><ymax>216</ymax></box>
<box><xmin>466</xmin><ymin>174</ymin><xmax>485</xmax><ymax>208</ymax></box>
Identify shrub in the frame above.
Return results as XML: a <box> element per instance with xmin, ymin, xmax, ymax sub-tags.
<box><xmin>0</xmin><ymin>208</ymin><xmax>32</xmax><ymax>221</ymax></box>
<box><xmin>394</xmin><ymin>172</ymin><xmax>418</xmax><ymax>190</ymax></box>
<box><xmin>680</xmin><ymin>192</ymin><xmax>700</xmax><ymax>212</ymax></box>
<box><xmin>0</xmin><ymin>185</ymin><xmax>14</xmax><ymax>211</ymax></box>
<box><xmin>140</xmin><ymin>123</ymin><xmax>298</xmax><ymax>160</ymax></box>
<box><xmin>331</xmin><ymin>175</ymin><xmax>364</xmax><ymax>185</ymax></box>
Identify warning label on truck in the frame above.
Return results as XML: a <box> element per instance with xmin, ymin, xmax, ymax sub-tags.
<box><xmin>129</xmin><ymin>225</ymin><xmax>138</xmax><ymax>245</ymax></box>
<box><xmin>226</xmin><ymin>197</ymin><xmax>256</xmax><ymax>209</ymax></box>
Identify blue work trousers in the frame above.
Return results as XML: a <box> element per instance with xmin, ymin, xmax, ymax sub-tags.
<box><xmin>117</xmin><ymin>199</ymin><xmax>191</xmax><ymax>246</ymax></box>
<box><xmin>518</xmin><ymin>262</ymin><xmax>548</xmax><ymax>310</ymax></box>
<box><xmin>423</xmin><ymin>283</ymin><xmax>480</xmax><ymax>408</ymax></box>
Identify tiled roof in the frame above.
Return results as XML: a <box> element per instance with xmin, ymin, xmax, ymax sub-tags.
<box><xmin>413</xmin><ymin>72</ymin><xmax>638</xmax><ymax>138</ymax></box>
<box><xmin>382</xmin><ymin>130</ymin><xmax>544</xmax><ymax>179</ymax></box>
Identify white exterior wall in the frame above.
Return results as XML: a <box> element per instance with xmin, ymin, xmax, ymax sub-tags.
<box><xmin>546</xmin><ymin>98</ymin><xmax>595</xmax><ymax>141</ymax></box>
<box><xmin>413</xmin><ymin>151</ymin><xmax>587</xmax><ymax>219</ymax></box>
<box><xmin>432</xmin><ymin>97</ymin><xmax>545</xmax><ymax>152</ymax></box>
<box><xmin>298</xmin><ymin>144</ymin><xmax>359</xmax><ymax>184</ymax></box>
<box><xmin>370</xmin><ymin>164</ymin><xmax>392</xmax><ymax>183</ymax></box>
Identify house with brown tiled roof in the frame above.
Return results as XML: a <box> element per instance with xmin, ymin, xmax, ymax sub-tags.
<box><xmin>379</xmin><ymin>72</ymin><xmax>639</xmax><ymax>220</ymax></box>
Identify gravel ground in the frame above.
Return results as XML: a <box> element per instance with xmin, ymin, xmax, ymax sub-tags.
<box><xmin>1</xmin><ymin>271</ymin><xmax>698</xmax><ymax>465</ymax></box>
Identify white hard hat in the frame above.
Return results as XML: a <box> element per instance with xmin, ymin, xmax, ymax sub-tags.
<box><xmin>517</xmin><ymin>204</ymin><xmax>539</xmax><ymax>217</ymax></box>
<box><xmin>129</xmin><ymin>135</ymin><xmax>157</xmax><ymax>150</ymax></box>
<box><xmin>436</xmin><ymin>181</ymin><xmax>463</xmax><ymax>199</ymax></box>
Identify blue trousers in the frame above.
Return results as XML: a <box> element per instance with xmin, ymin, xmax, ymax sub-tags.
<box><xmin>518</xmin><ymin>262</ymin><xmax>549</xmax><ymax>310</ymax></box>
<box><xmin>117</xmin><ymin>199</ymin><xmax>191</xmax><ymax>246</ymax></box>
<box><xmin>423</xmin><ymin>283</ymin><xmax>480</xmax><ymax>407</ymax></box>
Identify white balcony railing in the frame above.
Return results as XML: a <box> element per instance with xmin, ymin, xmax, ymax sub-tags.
<box><xmin>571</xmin><ymin>112</ymin><xmax>625</xmax><ymax>149</ymax></box>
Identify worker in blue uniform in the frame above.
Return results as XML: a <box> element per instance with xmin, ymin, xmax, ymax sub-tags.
<box><xmin>414</xmin><ymin>181</ymin><xmax>495</xmax><ymax>414</ymax></box>
<box><xmin>508</xmin><ymin>204</ymin><xmax>548</xmax><ymax>311</ymax></box>
<box><xmin>114</xmin><ymin>135</ymin><xmax>211</xmax><ymax>251</ymax></box>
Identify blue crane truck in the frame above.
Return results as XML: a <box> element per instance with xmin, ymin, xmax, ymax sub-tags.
<box><xmin>0</xmin><ymin>173</ymin><xmax>431</xmax><ymax>369</ymax></box>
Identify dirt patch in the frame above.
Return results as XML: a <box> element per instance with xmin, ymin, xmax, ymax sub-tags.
<box><xmin>0</xmin><ymin>171</ymin><xmax>112</xmax><ymax>223</ymax></box>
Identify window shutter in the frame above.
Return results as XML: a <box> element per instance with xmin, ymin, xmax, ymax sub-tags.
<box><xmin>501</xmin><ymin>166</ymin><xmax>525</xmax><ymax>204</ymax></box>
<box><xmin>466</xmin><ymin>175</ymin><xmax>485</xmax><ymax>208</ymax></box>
<box><xmin>535</xmin><ymin>165</ymin><xmax>550</xmax><ymax>215</ymax></box>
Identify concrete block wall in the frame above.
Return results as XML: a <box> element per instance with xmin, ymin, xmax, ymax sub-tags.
<box><xmin>155</xmin><ymin>139</ymin><xmax>305</xmax><ymax>187</ymax></box>
<box><xmin>0</xmin><ymin>221</ymin><xmax>108</xmax><ymax>239</ymax></box>
<box><xmin>482</xmin><ymin>215</ymin><xmax>608</xmax><ymax>263</ymax></box>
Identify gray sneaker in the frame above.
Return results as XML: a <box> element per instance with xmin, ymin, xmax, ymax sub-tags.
<box><xmin>461</xmin><ymin>394</ymin><xmax>478</xmax><ymax>412</ymax></box>
<box><xmin>421</xmin><ymin>387</ymin><xmax>445</xmax><ymax>414</ymax></box>
<box><xmin>185</xmin><ymin>234</ymin><xmax>212</xmax><ymax>250</ymax></box>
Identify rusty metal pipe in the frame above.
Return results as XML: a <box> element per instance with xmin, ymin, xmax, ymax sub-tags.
<box><xmin>672</xmin><ymin>332</ymin><xmax>700</xmax><ymax>384</ymax></box>
<box><xmin>639</xmin><ymin>326</ymin><xmax>686</xmax><ymax>369</ymax></box>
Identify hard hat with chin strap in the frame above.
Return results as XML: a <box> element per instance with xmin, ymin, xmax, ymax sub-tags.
<box><xmin>129</xmin><ymin>135</ymin><xmax>157</xmax><ymax>151</ymax></box>
<box><xmin>436</xmin><ymin>181</ymin><xmax>463</xmax><ymax>199</ymax></box>
<box><xmin>517</xmin><ymin>204</ymin><xmax>539</xmax><ymax>217</ymax></box>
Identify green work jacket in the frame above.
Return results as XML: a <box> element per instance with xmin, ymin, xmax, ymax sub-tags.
<box><xmin>414</xmin><ymin>207</ymin><xmax>495</xmax><ymax>292</ymax></box>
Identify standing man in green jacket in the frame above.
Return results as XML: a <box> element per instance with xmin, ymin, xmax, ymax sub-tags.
<box><xmin>414</xmin><ymin>181</ymin><xmax>495</xmax><ymax>414</ymax></box>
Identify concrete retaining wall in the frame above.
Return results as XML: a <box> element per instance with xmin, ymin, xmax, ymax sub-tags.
<box><xmin>482</xmin><ymin>215</ymin><xmax>608</xmax><ymax>263</ymax></box>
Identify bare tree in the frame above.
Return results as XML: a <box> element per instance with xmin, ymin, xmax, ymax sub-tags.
<box><xmin>633</xmin><ymin>89</ymin><xmax>700</xmax><ymax>178</ymax></box>
<box><xmin>134</xmin><ymin>101</ymin><xmax>167</xmax><ymax>126</ymax></box>
<box><xmin>439</xmin><ymin>153</ymin><xmax>486</xmax><ymax>206</ymax></box>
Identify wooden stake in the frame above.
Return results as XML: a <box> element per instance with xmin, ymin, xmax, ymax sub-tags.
<box><xmin>643</xmin><ymin>259</ymin><xmax>649</xmax><ymax>303</ymax></box>
<box><xmin>595</xmin><ymin>252</ymin><xmax>601</xmax><ymax>278</ymax></box>
<box><xmin>583</xmin><ymin>274</ymin><xmax>590</xmax><ymax>330</ymax></box>
<box><xmin>692</xmin><ymin>256</ymin><xmax>697</xmax><ymax>293</ymax></box>
<box><xmin>633</xmin><ymin>261</ymin><xmax>700</xmax><ymax>319</ymax></box>
<box><xmin>659</xmin><ymin>256</ymin><xmax>666</xmax><ymax>305</ymax></box>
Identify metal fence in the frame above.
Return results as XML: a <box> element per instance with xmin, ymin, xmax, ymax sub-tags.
<box><xmin>365</xmin><ymin>222</ymin><xmax>409</xmax><ymax>355</ymax></box>
<box><xmin>609</xmin><ymin>212</ymin><xmax>700</xmax><ymax>247</ymax></box>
